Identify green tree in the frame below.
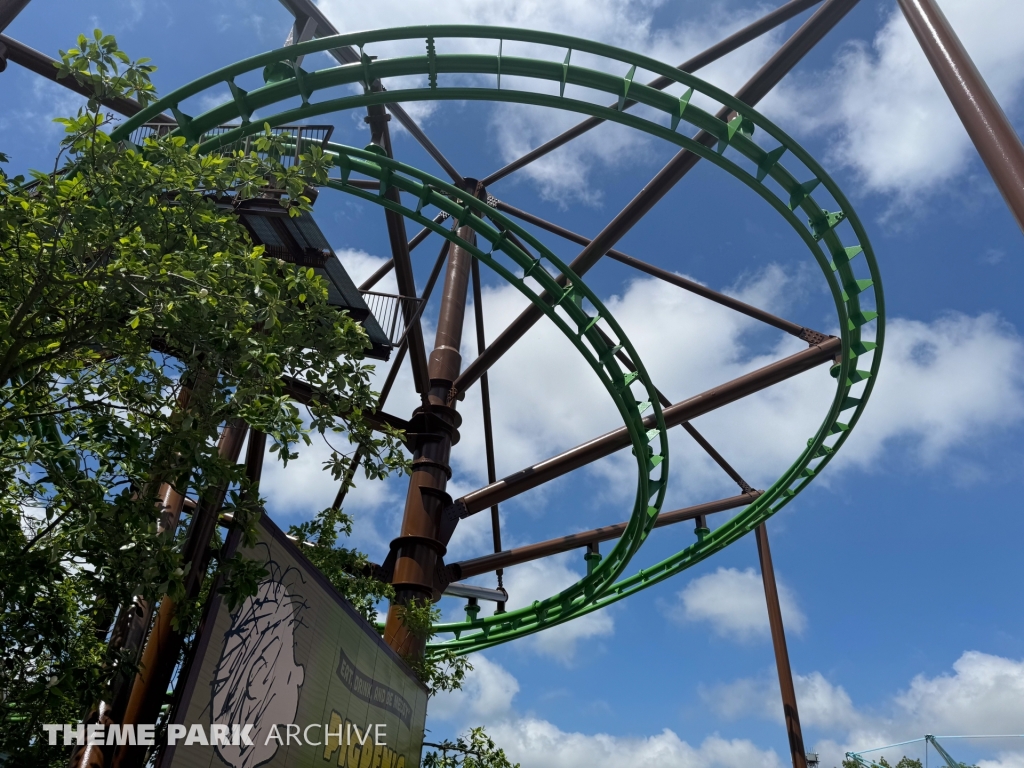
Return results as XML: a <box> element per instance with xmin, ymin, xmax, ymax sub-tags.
<box><xmin>0</xmin><ymin>31</ymin><xmax>405</xmax><ymax>765</ymax></box>
<box><xmin>423</xmin><ymin>727</ymin><xmax>520</xmax><ymax>768</ymax></box>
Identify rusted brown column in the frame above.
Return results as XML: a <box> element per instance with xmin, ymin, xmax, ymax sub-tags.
<box><xmin>383</xmin><ymin>188</ymin><xmax>481</xmax><ymax>659</ymax></box>
<box><xmin>756</xmin><ymin>523</ymin><xmax>807</xmax><ymax>768</ymax></box>
<box><xmin>70</xmin><ymin>382</ymin><xmax>201</xmax><ymax>768</ymax></box>
<box><xmin>897</xmin><ymin>0</ymin><xmax>1024</xmax><ymax>234</ymax></box>
<box><xmin>109</xmin><ymin>420</ymin><xmax>249</xmax><ymax>768</ymax></box>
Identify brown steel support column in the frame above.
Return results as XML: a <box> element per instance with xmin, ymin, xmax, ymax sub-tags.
<box><xmin>0</xmin><ymin>0</ymin><xmax>31</xmax><ymax>33</ymax></box>
<box><xmin>70</xmin><ymin>381</ymin><xmax>204</xmax><ymax>768</ymax></box>
<box><xmin>367</xmin><ymin>97</ymin><xmax>433</xmax><ymax>398</ymax></box>
<box><xmin>111</xmin><ymin>420</ymin><xmax>249</xmax><ymax>768</ymax></box>
<box><xmin>338</xmin><ymin>240</ymin><xmax>450</xmax><ymax>511</ymax></box>
<box><xmin>756</xmin><ymin>523</ymin><xmax>807</xmax><ymax>768</ymax></box>
<box><xmin>897</xmin><ymin>0</ymin><xmax>1024</xmax><ymax>234</ymax></box>
<box><xmin>384</xmin><ymin>190</ymin><xmax>481</xmax><ymax>659</ymax></box>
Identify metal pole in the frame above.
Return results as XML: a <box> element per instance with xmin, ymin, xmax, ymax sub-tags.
<box><xmin>336</xmin><ymin>240</ymin><xmax>451</xmax><ymax>510</ymax></box>
<box><xmin>755</xmin><ymin>522</ymin><xmax>807</xmax><ymax>768</ymax></box>
<box><xmin>383</xmin><ymin>186</ymin><xmax>481</xmax><ymax>659</ymax></box>
<box><xmin>457</xmin><ymin>336</ymin><xmax>840</xmax><ymax>515</ymax></box>
<box><xmin>453</xmin><ymin>491</ymin><xmax>760</xmax><ymax>579</ymax></box>
<box><xmin>368</xmin><ymin>95</ymin><xmax>432</xmax><ymax>398</ymax></box>
<box><xmin>0</xmin><ymin>0</ymin><xmax>31</xmax><ymax>33</ymax></box>
<box><xmin>470</xmin><ymin>258</ymin><xmax>505</xmax><ymax>605</ymax></box>
<box><xmin>111</xmin><ymin>420</ymin><xmax>249</xmax><ymax>768</ymax></box>
<box><xmin>276</xmin><ymin>0</ymin><xmax>465</xmax><ymax>185</ymax></box>
<box><xmin>455</xmin><ymin>0</ymin><xmax>860</xmax><ymax>396</ymax></box>
<box><xmin>897</xmin><ymin>0</ymin><xmax>1024</xmax><ymax>235</ymax></box>
<box><xmin>0</xmin><ymin>34</ymin><xmax>175</xmax><ymax>122</ymax></box>
<box><xmin>358</xmin><ymin>211</ymin><xmax>449</xmax><ymax>292</ymax></box>
<box><xmin>69</xmin><ymin>380</ymin><xmax>204</xmax><ymax>768</ymax></box>
<box><xmin>493</xmin><ymin>199</ymin><xmax>823</xmax><ymax>340</ymax></box>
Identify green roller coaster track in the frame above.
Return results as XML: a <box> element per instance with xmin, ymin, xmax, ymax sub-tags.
<box><xmin>110</xmin><ymin>25</ymin><xmax>884</xmax><ymax>656</ymax></box>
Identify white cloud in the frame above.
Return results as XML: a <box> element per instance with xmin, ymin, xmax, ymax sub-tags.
<box><xmin>894</xmin><ymin>651</ymin><xmax>1024</xmax><ymax>735</ymax></box>
<box><xmin>335</xmin><ymin>247</ymin><xmax>399</xmax><ymax>295</ymax></box>
<box><xmin>703</xmin><ymin>651</ymin><xmax>1024</xmax><ymax>768</ymax></box>
<box><xmin>781</xmin><ymin>0</ymin><xmax>1024</xmax><ymax>204</ymax></box>
<box><xmin>429</xmin><ymin>655</ymin><xmax>784</xmax><ymax>768</ymax></box>
<box><xmin>500</xmin><ymin>554</ymin><xmax>615</xmax><ymax>664</ymax></box>
<box><xmin>841</xmin><ymin>313</ymin><xmax>1024</xmax><ymax>467</ymax></box>
<box><xmin>667</xmin><ymin>566</ymin><xmax>806</xmax><ymax>642</ymax></box>
<box><xmin>703</xmin><ymin>670</ymin><xmax>861</xmax><ymax>730</ymax></box>
<box><xmin>489</xmin><ymin>721</ymin><xmax>783</xmax><ymax>768</ymax></box>
<box><xmin>425</xmin><ymin>645</ymin><xmax>1024</xmax><ymax>768</ymax></box>
<box><xmin>427</xmin><ymin>654</ymin><xmax>519</xmax><ymax>723</ymax></box>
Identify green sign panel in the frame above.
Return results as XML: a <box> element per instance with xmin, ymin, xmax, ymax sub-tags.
<box><xmin>166</xmin><ymin>514</ymin><xmax>427</xmax><ymax>768</ymax></box>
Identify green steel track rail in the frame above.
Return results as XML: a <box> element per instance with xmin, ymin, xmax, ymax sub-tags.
<box><xmin>110</xmin><ymin>26</ymin><xmax>884</xmax><ymax>655</ymax></box>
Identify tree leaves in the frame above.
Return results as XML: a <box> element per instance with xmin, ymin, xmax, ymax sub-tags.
<box><xmin>1</xmin><ymin>31</ymin><xmax>407</xmax><ymax>764</ymax></box>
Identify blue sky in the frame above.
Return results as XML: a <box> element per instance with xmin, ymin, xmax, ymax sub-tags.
<box><xmin>3</xmin><ymin>1</ymin><xmax>1024</xmax><ymax>766</ymax></box>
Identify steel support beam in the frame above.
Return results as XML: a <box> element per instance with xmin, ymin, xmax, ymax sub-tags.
<box><xmin>358</xmin><ymin>211</ymin><xmax>449</xmax><ymax>292</ymax></box>
<box><xmin>471</xmin><ymin>257</ymin><xmax>505</xmax><ymax>604</ymax></box>
<box><xmin>383</xmin><ymin>212</ymin><xmax>478</xmax><ymax>659</ymax></box>
<box><xmin>458</xmin><ymin>335</ymin><xmax>839</xmax><ymax>515</ymax></box>
<box><xmin>444</xmin><ymin>582</ymin><xmax>508</xmax><ymax>603</ymax></box>
<box><xmin>112</xmin><ymin>420</ymin><xmax>250</xmax><ymax>768</ymax></box>
<box><xmin>896</xmin><ymin>0</ymin><xmax>1024</xmax><ymax>235</ymax></box>
<box><xmin>454</xmin><ymin>0</ymin><xmax>859</xmax><ymax>397</ymax></box>
<box><xmin>336</xmin><ymin>240</ymin><xmax>450</xmax><ymax>510</ymax></box>
<box><xmin>366</xmin><ymin>97</ymin><xmax>433</xmax><ymax>398</ymax></box>
<box><xmin>493</xmin><ymin>199</ymin><xmax>819</xmax><ymax>339</ymax></box>
<box><xmin>481</xmin><ymin>0</ymin><xmax>824</xmax><ymax>186</ymax></box>
<box><xmin>0</xmin><ymin>34</ymin><xmax>175</xmax><ymax>122</ymax></box>
<box><xmin>453</xmin><ymin>491</ymin><xmax>760</xmax><ymax>580</ymax></box>
<box><xmin>756</xmin><ymin>523</ymin><xmax>807</xmax><ymax>768</ymax></box>
<box><xmin>275</xmin><ymin>0</ymin><xmax>464</xmax><ymax>185</ymax></box>
<box><xmin>0</xmin><ymin>0</ymin><xmax>31</xmax><ymax>34</ymax></box>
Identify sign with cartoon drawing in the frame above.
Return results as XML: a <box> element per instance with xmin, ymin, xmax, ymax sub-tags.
<box><xmin>165</xmin><ymin>513</ymin><xmax>427</xmax><ymax>768</ymax></box>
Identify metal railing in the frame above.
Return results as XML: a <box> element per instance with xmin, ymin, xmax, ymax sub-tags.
<box><xmin>360</xmin><ymin>291</ymin><xmax>424</xmax><ymax>347</ymax></box>
<box><xmin>124</xmin><ymin>123</ymin><xmax>334</xmax><ymax>168</ymax></box>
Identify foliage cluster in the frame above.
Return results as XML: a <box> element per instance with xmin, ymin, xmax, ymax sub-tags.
<box><xmin>397</xmin><ymin>597</ymin><xmax>474</xmax><ymax>697</ymax></box>
<box><xmin>0</xmin><ymin>31</ymin><xmax>406</xmax><ymax>764</ymax></box>
<box><xmin>423</xmin><ymin>727</ymin><xmax>520</xmax><ymax>768</ymax></box>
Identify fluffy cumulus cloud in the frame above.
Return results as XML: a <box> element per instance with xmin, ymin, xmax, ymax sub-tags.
<box><xmin>666</xmin><ymin>566</ymin><xmax>806</xmax><ymax>642</ymax></box>
<box><xmin>427</xmin><ymin>654</ymin><xmax>520</xmax><ymax>723</ymax></box>
<box><xmin>488</xmin><ymin>721</ymin><xmax>784</xmax><ymax>768</ymax></box>
<box><xmin>500</xmin><ymin>555</ymin><xmax>615</xmax><ymax>663</ymax></box>
<box><xmin>702</xmin><ymin>670</ymin><xmax>862</xmax><ymax>730</ymax></box>
<box><xmin>429</xmin><ymin>654</ymin><xmax>784</xmax><ymax>768</ymax></box>
<box><xmin>778</xmin><ymin>0</ymin><xmax>1024</xmax><ymax>204</ymax></box>
<box><xmin>703</xmin><ymin>651</ymin><xmax>1024</xmax><ymax>768</ymax></box>
<box><xmin>430</xmin><ymin>650</ymin><xmax>1024</xmax><ymax>768</ymax></box>
<box><xmin>840</xmin><ymin>313</ymin><xmax>1024</xmax><ymax>467</ymax></box>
